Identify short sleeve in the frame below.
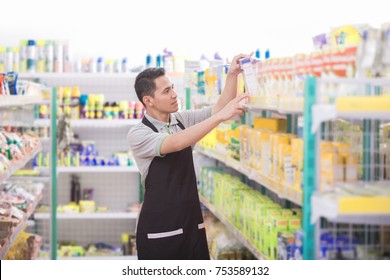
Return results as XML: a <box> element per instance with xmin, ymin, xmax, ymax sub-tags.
<box><xmin>127</xmin><ymin>124</ymin><xmax>170</xmax><ymax>159</ymax></box>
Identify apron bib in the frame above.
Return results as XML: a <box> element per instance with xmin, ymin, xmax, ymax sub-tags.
<box><xmin>136</xmin><ymin>117</ymin><xmax>210</xmax><ymax>260</ymax></box>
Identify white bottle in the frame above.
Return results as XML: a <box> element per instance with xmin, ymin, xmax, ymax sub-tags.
<box><xmin>5</xmin><ymin>47</ymin><xmax>13</xmax><ymax>72</ymax></box>
<box><xmin>54</xmin><ymin>40</ymin><xmax>63</xmax><ymax>73</ymax></box>
<box><xmin>12</xmin><ymin>47</ymin><xmax>19</xmax><ymax>72</ymax></box>
<box><xmin>63</xmin><ymin>40</ymin><xmax>72</xmax><ymax>72</ymax></box>
<box><xmin>45</xmin><ymin>40</ymin><xmax>54</xmax><ymax>73</ymax></box>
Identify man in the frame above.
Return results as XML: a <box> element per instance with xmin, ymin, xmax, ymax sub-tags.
<box><xmin>128</xmin><ymin>54</ymin><xmax>250</xmax><ymax>260</ymax></box>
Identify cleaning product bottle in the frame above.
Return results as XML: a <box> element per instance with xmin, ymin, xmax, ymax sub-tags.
<box><xmin>146</xmin><ymin>53</ymin><xmax>152</xmax><ymax>68</ymax></box>
<box><xmin>45</xmin><ymin>40</ymin><xmax>54</xmax><ymax>72</ymax></box>
<box><xmin>121</xmin><ymin>57</ymin><xmax>128</xmax><ymax>73</ymax></box>
<box><xmin>70</xmin><ymin>175</ymin><xmax>81</xmax><ymax>204</ymax></box>
<box><xmin>265</xmin><ymin>49</ymin><xmax>270</xmax><ymax>59</ymax></box>
<box><xmin>36</xmin><ymin>40</ymin><xmax>45</xmax><ymax>73</ymax></box>
<box><xmin>71</xmin><ymin>86</ymin><xmax>81</xmax><ymax>119</ymax></box>
<box><xmin>163</xmin><ymin>49</ymin><xmax>174</xmax><ymax>72</ymax></box>
<box><xmin>255</xmin><ymin>48</ymin><xmax>261</xmax><ymax>59</ymax></box>
<box><xmin>27</xmin><ymin>40</ymin><xmax>36</xmax><ymax>73</ymax></box>
<box><xmin>19</xmin><ymin>40</ymin><xmax>28</xmax><ymax>73</ymax></box>
<box><xmin>156</xmin><ymin>54</ymin><xmax>162</xmax><ymax>67</ymax></box>
<box><xmin>53</xmin><ymin>40</ymin><xmax>63</xmax><ymax>73</ymax></box>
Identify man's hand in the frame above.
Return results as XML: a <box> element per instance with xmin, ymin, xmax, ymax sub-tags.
<box><xmin>228</xmin><ymin>53</ymin><xmax>254</xmax><ymax>76</ymax></box>
<box><xmin>216</xmin><ymin>93</ymin><xmax>249</xmax><ymax>122</ymax></box>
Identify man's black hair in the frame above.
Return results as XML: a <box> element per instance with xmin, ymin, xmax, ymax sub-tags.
<box><xmin>134</xmin><ymin>67</ymin><xmax>166</xmax><ymax>106</ymax></box>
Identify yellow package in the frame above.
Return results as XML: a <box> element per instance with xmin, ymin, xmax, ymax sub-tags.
<box><xmin>272</xmin><ymin>134</ymin><xmax>296</xmax><ymax>180</ymax></box>
<box><xmin>281</xmin><ymin>145</ymin><xmax>293</xmax><ymax>187</ymax></box>
<box><xmin>253</xmin><ymin>118</ymin><xmax>287</xmax><ymax>132</ymax></box>
<box><xmin>249</xmin><ymin>128</ymin><xmax>257</xmax><ymax>169</ymax></box>
<box><xmin>239</xmin><ymin>125</ymin><xmax>252</xmax><ymax>167</ymax></box>
<box><xmin>79</xmin><ymin>200</ymin><xmax>95</xmax><ymax>213</ymax></box>
<box><xmin>291</xmin><ymin>138</ymin><xmax>304</xmax><ymax>188</ymax></box>
<box><xmin>253</xmin><ymin>129</ymin><xmax>262</xmax><ymax>171</ymax></box>
<box><xmin>260</xmin><ymin>130</ymin><xmax>272</xmax><ymax>176</ymax></box>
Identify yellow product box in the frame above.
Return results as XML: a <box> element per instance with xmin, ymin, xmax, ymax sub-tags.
<box><xmin>287</xmin><ymin>217</ymin><xmax>301</xmax><ymax>232</ymax></box>
<box><xmin>239</xmin><ymin>125</ymin><xmax>252</xmax><ymax>167</ymax></box>
<box><xmin>320</xmin><ymin>142</ymin><xmax>344</xmax><ymax>191</ymax></box>
<box><xmin>249</xmin><ymin>128</ymin><xmax>257</xmax><ymax>169</ymax></box>
<box><xmin>260</xmin><ymin>131</ymin><xmax>273</xmax><ymax>176</ymax></box>
<box><xmin>272</xmin><ymin>134</ymin><xmax>296</xmax><ymax>180</ymax></box>
<box><xmin>251</xmin><ymin>129</ymin><xmax>261</xmax><ymax>171</ymax></box>
<box><xmin>333</xmin><ymin>142</ymin><xmax>358</xmax><ymax>183</ymax></box>
<box><xmin>79</xmin><ymin>200</ymin><xmax>96</xmax><ymax>213</ymax></box>
<box><xmin>58</xmin><ymin>203</ymin><xmax>79</xmax><ymax>214</ymax></box>
<box><xmin>277</xmin><ymin>143</ymin><xmax>288</xmax><ymax>182</ymax></box>
<box><xmin>281</xmin><ymin>209</ymin><xmax>293</xmax><ymax>217</ymax></box>
<box><xmin>269</xmin><ymin>216</ymin><xmax>288</xmax><ymax>260</ymax></box>
<box><xmin>291</xmin><ymin>138</ymin><xmax>304</xmax><ymax>189</ymax></box>
<box><xmin>58</xmin><ymin>246</ymin><xmax>85</xmax><ymax>257</ymax></box>
<box><xmin>336</xmin><ymin>95</ymin><xmax>390</xmax><ymax>112</ymax></box>
<box><xmin>280</xmin><ymin>144</ymin><xmax>293</xmax><ymax>187</ymax></box>
<box><xmin>251</xmin><ymin>201</ymin><xmax>275</xmax><ymax>246</ymax></box>
<box><xmin>253</xmin><ymin>117</ymin><xmax>287</xmax><ymax>132</ymax></box>
<box><xmin>255</xmin><ymin>204</ymin><xmax>279</xmax><ymax>251</ymax></box>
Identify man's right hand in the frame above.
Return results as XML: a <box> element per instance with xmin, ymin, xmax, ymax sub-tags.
<box><xmin>216</xmin><ymin>93</ymin><xmax>249</xmax><ymax>122</ymax></box>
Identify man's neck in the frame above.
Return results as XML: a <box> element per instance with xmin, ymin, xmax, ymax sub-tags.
<box><xmin>146</xmin><ymin>109</ymin><xmax>170</xmax><ymax>123</ymax></box>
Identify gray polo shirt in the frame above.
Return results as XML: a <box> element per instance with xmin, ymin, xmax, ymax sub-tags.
<box><xmin>127</xmin><ymin>106</ymin><xmax>212</xmax><ymax>186</ymax></box>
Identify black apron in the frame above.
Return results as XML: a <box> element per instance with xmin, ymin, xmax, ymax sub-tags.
<box><xmin>136</xmin><ymin>117</ymin><xmax>210</xmax><ymax>260</ymax></box>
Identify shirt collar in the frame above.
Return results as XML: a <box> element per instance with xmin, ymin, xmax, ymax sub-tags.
<box><xmin>144</xmin><ymin>112</ymin><xmax>179</xmax><ymax>132</ymax></box>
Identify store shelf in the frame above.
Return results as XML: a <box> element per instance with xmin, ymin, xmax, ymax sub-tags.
<box><xmin>195</xmin><ymin>145</ymin><xmax>302</xmax><ymax>206</ymax></box>
<box><xmin>0</xmin><ymin>94</ymin><xmax>45</xmax><ymax>109</ymax></box>
<box><xmin>35</xmin><ymin>166</ymin><xmax>138</xmax><ymax>174</ymax></box>
<box><xmin>6</xmin><ymin>176</ymin><xmax>50</xmax><ymax>183</ymax></box>
<box><xmin>311</xmin><ymin>193</ymin><xmax>390</xmax><ymax>225</ymax></box>
<box><xmin>19</xmin><ymin>72</ymin><xmax>140</xmax><ymax>79</ymax></box>
<box><xmin>19</xmin><ymin>72</ymin><xmax>184</xmax><ymax>80</ymax></box>
<box><xmin>0</xmin><ymin>192</ymin><xmax>43</xmax><ymax>259</ymax></box>
<box><xmin>34</xmin><ymin>118</ymin><xmax>141</xmax><ymax>128</ymax></box>
<box><xmin>312</xmin><ymin>104</ymin><xmax>390</xmax><ymax>133</ymax></box>
<box><xmin>0</xmin><ymin>144</ymin><xmax>42</xmax><ymax>184</ymax></box>
<box><xmin>34</xmin><ymin>212</ymin><xmax>138</xmax><ymax>220</ymax></box>
<box><xmin>199</xmin><ymin>195</ymin><xmax>267</xmax><ymax>260</ymax></box>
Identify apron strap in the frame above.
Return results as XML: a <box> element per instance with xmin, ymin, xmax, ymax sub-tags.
<box><xmin>142</xmin><ymin>117</ymin><xmax>158</xmax><ymax>132</ymax></box>
<box><xmin>142</xmin><ymin>116</ymin><xmax>186</xmax><ymax>132</ymax></box>
<box><xmin>176</xmin><ymin>119</ymin><xmax>185</xmax><ymax>130</ymax></box>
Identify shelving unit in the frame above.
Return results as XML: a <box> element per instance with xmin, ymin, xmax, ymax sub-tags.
<box><xmin>199</xmin><ymin>195</ymin><xmax>267</xmax><ymax>260</ymax></box>
<box><xmin>0</xmin><ymin>81</ymin><xmax>56</xmax><ymax>260</ymax></box>
<box><xmin>0</xmin><ymin>94</ymin><xmax>44</xmax><ymax>109</ymax></box>
<box><xmin>311</xmin><ymin>193</ymin><xmax>390</xmax><ymax>225</ymax></box>
<box><xmin>0</xmin><ymin>188</ymin><xmax>43</xmax><ymax>259</ymax></box>
<box><xmin>192</xmin><ymin>69</ymin><xmax>390</xmax><ymax>260</ymax></box>
<box><xmin>0</xmin><ymin>144</ymin><xmax>42</xmax><ymax>183</ymax></box>
<box><xmin>194</xmin><ymin>145</ymin><xmax>302</xmax><ymax>206</ymax></box>
<box><xmin>34</xmin><ymin>119</ymin><xmax>141</xmax><ymax>128</ymax></box>
<box><xmin>302</xmin><ymin>76</ymin><xmax>390</xmax><ymax>259</ymax></box>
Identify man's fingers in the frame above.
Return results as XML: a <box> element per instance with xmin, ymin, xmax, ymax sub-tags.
<box><xmin>237</xmin><ymin>93</ymin><xmax>250</xmax><ymax>101</ymax></box>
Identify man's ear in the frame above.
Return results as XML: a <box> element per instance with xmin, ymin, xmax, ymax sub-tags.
<box><xmin>142</xmin><ymin>96</ymin><xmax>153</xmax><ymax>106</ymax></box>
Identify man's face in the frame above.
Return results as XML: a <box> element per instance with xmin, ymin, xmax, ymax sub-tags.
<box><xmin>150</xmin><ymin>75</ymin><xmax>178</xmax><ymax>113</ymax></box>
